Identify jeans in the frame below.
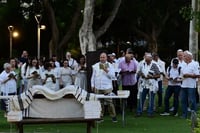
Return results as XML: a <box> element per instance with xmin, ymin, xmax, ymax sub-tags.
<box><xmin>157</xmin><ymin>80</ymin><xmax>163</xmax><ymax>107</ymax></box>
<box><xmin>181</xmin><ymin>87</ymin><xmax>197</xmax><ymax>118</ymax></box>
<box><xmin>164</xmin><ymin>85</ymin><xmax>181</xmax><ymax>114</ymax></box>
<box><xmin>137</xmin><ymin>88</ymin><xmax>155</xmax><ymax>115</ymax></box>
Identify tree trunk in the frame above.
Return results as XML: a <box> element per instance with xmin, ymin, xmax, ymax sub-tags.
<box><xmin>95</xmin><ymin>0</ymin><xmax>122</xmax><ymax>40</ymax></box>
<box><xmin>148</xmin><ymin>38</ymin><xmax>158</xmax><ymax>53</ymax></box>
<box><xmin>43</xmin><ymin>0</ymin><xmax>59</xmax><ymax>57</ymax></box>
<box><xmin>189</xmin><ymin>0</ymin><xmax>198</xmax><ymax>61</ymax></box>
<box><xmin>79</xmin><ymin>0</ymin><xmax>96</xmax><ymax>55</ymax></box>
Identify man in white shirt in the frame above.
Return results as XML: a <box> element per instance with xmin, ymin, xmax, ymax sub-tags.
<box><xmin>152</xmin><ymin>53</ymin><xmax>166</xmax><ymax>108</ymax></box>
<box><xmin>136</xmin><ymin>53</ymin><xmax>160</xmax><ymax>117</ymax></box>
<box><xmin>91</xmin><ymin>52</ymin><xmax>117</xmax><ymax>122</ymax></box>
<box><xmin>180</xmin><ymin>51</ymin><xmax>199</xmax><ymax>118</ymax></box>
<box><xmin>160</xmin><ymin>58</ymin><xmax>181</xmax><ymax>116</ymax></box>
<box><xmin>65</xmin><ymin>51</ymin><xmax>78</xmax><ymax>70</ymax></box>
<box><xmin>0</xmin><ymin>63</ymin><xmax>17</xmax><ymax>116</ymax></box>
<box><xmin>52</xmin><ymin>55</ymin><xmax>60</xmax><ymax>68</ymax></box>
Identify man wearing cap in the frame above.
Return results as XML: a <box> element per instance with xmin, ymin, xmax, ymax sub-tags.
<box><xmin>136</xmin><ymin>53</ymin><xmax>160</xmax><ymax>117</ymax></box>
<box><xmin>180</xmin><ymin>51</ymin><xmax>199</xmax><ymax>118</ymax></box>
<box><xmin>169</xmin><ymin>49</ymin><xmax>187</xmax><ymax>112</ymax></box>
<box><xmin>160</xmin><ymin>58</ymin><xmax>182</xmax><ymax>116</ymax></box>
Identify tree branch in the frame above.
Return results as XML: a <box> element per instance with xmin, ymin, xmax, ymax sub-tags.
<box><xmin>58</xmin><ymin>0</ymin><xmax>82</xmax><ymax>49</ymax></box>
<box><xmin>94</xmin><ymin>0</ymin><xmax>122</xmax><ymax>40</ymax></box>
<box><xmin>132</xmin><ymin>26</ymin><xmax>151</xmax><ymax>41</ymax></box>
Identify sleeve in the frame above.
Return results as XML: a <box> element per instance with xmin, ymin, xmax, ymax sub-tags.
<box><xmin>106</xmin><ymin>63</ymin><xmax>115</xmax><ymax>79</ymax></box>
<box><xmin>0</xmin><ymin>71</ymin><xmax>5</xmax><ymax>84</ymax></box>
<box><xmin>90</xmin><ymin>65</ymin><xmax>96</xmax><ymax>88</ymax></box>
<box><xmin>41</xmin><ymin>71</ymin><xmax>46</xmax><ymax>80</ymax></box>
<box><xmin>25</xmin><ymin>66</ymin><xmax>30</xmax><ymax>78</ymax></box>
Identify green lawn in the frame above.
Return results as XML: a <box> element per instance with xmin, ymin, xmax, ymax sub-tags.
<box><xmin>0</xmin><ymin>110</ymin><xmax>191</xmax><ymax>133</ymax></box>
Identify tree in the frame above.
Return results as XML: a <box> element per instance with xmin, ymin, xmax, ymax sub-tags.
<box><xmin>132</xmin><ymin>0</ymin><xmax>180</xmax><ymax>53</ymax></box>
<box><xmin>180</xmin><ymin>0</ymin><xmax>199</xmax><ymax>60</ymax></box>
<box><xmin>43</xmin><ymin>0</ymin><xmax>59</xmax><ymax>57</ymax></box>
<box><xmin>43</xmin><ymin>0</ymin><xmax>82</xmax><ymax>58</ymax></box>
<box><xmin>79</xmin><ymin>0</ymin><xmax>122</xmax><ymax>55</ymax></box>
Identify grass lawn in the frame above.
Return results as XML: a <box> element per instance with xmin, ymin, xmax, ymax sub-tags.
<box><xmin>0</xmin><ymin>110</ymin><xmax>191</xmax><ymax>133</ymax></box>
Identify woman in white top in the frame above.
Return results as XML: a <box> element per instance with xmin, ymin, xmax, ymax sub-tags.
<box><xmin>60</xmin><ymin>59</ymin><xmax>75</xmax><ymax>87</ymax></box>
<box><xmin>0</xmin><ymin>63</ymin><xmax>17</xmax><ymax>113</ymax></box>
<box><xmin>42</xmin><ymin>62</ymin><xmax>57</xmax><ymax>91</ymax></box>
<box><xmin>74</xmin><ymin>55</ymin><xmax>87</xmax><ymax>90</ymax></box>
<box><xmin>25</xmin><ymin>58</ymin><xmax>42</xmax><ymax>89</ymax></box>
<box><xmin>49</xmin><ymin>59</ymin><xmax>60</xmax><ymax>91</ymax></box>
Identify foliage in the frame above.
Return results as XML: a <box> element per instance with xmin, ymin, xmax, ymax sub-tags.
<box><xmin>192</xmin><ymin>111</ymin><xmax>200</xmax><ymax>133</ymax></box>
<box><xmin>179</xmin><ymin>4</ymin><xmax>200</xmax><ymax>32</ymax></box>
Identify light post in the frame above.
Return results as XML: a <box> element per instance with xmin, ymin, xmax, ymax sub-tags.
<box><xmin>35</xmin><ymin>14</ymin><xmax>46</xmax><ymax>59</ymax></box>
<box><xmin>8</xmin><ymin>25</ymin><xmax>14</xmax><ymax>58</ymax></box>
<box><xmin>35</xmin><ymin>14</ymin><xmax>42</xmax><ymax>59</ymax></box>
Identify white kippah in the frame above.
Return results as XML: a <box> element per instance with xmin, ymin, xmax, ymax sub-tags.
<box><xmin>185</xmin><ymin>50</ymin><xmax>193</xmax><ymax>56</ymax></box>
<box><xmin>145</xmin><ymin>53</ymin><xmax>152</xmax><ymax>57</ymax></box>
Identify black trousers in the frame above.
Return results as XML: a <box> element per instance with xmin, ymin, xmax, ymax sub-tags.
<box><xmin>122</xmin><ymin>84</ymin><xmax>138</xmax><ymax>111</ymax></box>
<box><xmin>1</xmin><ymin>92</ymin><xmax>16</xmax><ymax>111</ymax></box>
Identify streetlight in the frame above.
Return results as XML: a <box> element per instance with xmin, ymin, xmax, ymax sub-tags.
<box><xmin>35</xmin><ymin>14</ymin><xmax>45</xmax><ymax>59</ymax></box>
<box><xmin>8</xmin><ymin>25</ymin><xmax>14</xmax><ymax>58</ymax></box>
<box><xmin>13</xmin><ymin>31</ymin><xmax>19</xmax><ymax>38</ymax></box>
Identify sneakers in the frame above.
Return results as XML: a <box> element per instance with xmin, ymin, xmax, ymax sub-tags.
<box><xmin>173</xmin><ymin>113</ymin><xmax>178</xmax><ymax>117</ymax></box>
<box><xmin>169</xmin><ymin>107</ymin><xmax>174</xmax><ymax>112</ymax></box>
<box><xmin>96</xmin><ymin>119</ymin><xmax>104</xmax><ymax>123</ymax></box>
<box><xmin>97</xmin><ymin>117</ymin><xmax>117</xmax><ymax>123</ymax></box>
<box><xmin>4</xmin><ymin>113</ymin><xmax>7</xmax><ymax>118</ymax></box>
<box><xmin>160</xmin><ymin>112</ymin><xmax>170</xmax><ymax>116</ymax></box>
<box><xmin>187</xmin><ymin>107</ymin><xmax>191</xmax><ymax>112</ymax></box>
<box><xmin>112</xmin><ymin>117</ymin><xmax>118</xmax><ymax>122</ymax></box>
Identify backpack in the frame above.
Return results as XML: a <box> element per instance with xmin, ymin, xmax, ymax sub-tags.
<box><xmin>168</xmin><ymin>66</ymin><xmax>181</xmax><ymax>77</ymax></box>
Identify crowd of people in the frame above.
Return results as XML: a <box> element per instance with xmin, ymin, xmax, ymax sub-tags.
<box><xmin>0</xmin><ymin>48</ymin><xmax>199</xmax><ymax>121</ymax></box>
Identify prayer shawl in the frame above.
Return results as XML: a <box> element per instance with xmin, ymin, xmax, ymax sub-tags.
<box><xmin>9</xmin><ymin>85</ymin><xmax>97</xmax><ymax>112</ymax></box>
<box><xmin>138</xmin><ymin>62</ymin><xmax>159</xmax><ymax>93</ymax></box>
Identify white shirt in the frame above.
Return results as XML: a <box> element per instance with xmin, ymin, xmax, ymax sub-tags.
<box><xmin>42</xmin><ymin>69</ymin><xmax>57</xmax><ymax>91</ymax></box>
<box><xmin>0</xmin><ymin>70</ymin><xmax>17</xmax><ymax>95</ymax></box>
<box><xmin>25</xmin><ymin>66</ymin><xmax>41</xmax><ymax>79</ymax></box>
<box><xmin>55</xmin><ymin>61</ymin><xmax>60</xmax><ymax>68</ymax></box>
<box><xmin>110</xmin><ymin>61</ymin><xmax>121</xmax><ymax>80</ymax></box>
<box><xmin>21</xmin><ymin>63</ymin><xmax>27</xmax><ymax>79</ymax></box>
<box><xmin>181</xmin><ymin>60</ymin><xmax>199</xmax><ymax>88</ymax></box>
<box><xmin>167</xmin><ymin>66</ymin><xmax>182</xmax><ymax>86</ymax></box>
<box><xmin>67</xmin><ymin>58</ymin><xmax>78</xmax><ymax>70</ymax></box>
<box><xmin>153</xmin><ymin>59</ymin><xmax>165</xmax><ymax>81</ymax></box>
<box><xmin>91</xmin><ymin>62</ymin><xmax>115</xmax><ymax>90</ymax></box>
<box><xmin>60</xmin><ymin>67</ymin><xmax>74</xmax><ymax>86</ymax></box>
